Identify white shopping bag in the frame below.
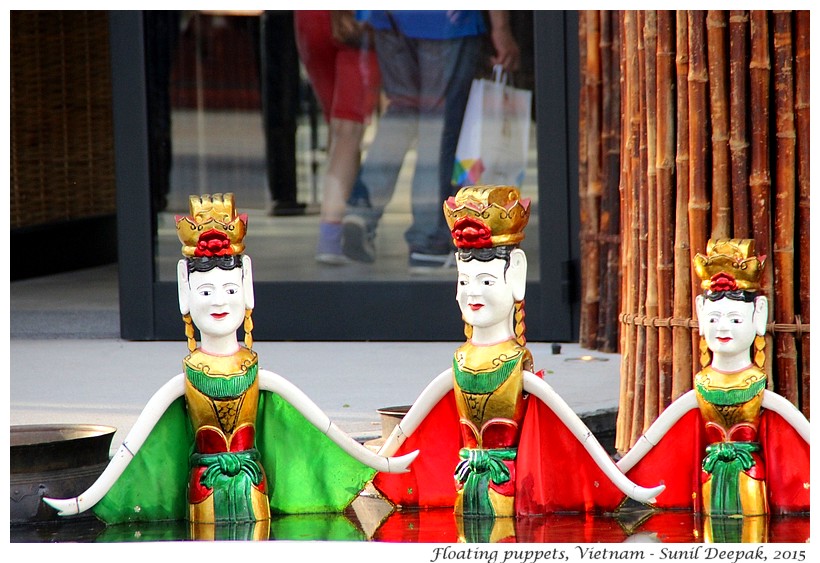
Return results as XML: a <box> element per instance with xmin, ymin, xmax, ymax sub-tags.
<box><xmin>452</xmin><ymin>65</ymin><xmax>533</xmax><ymax>188</ymax></box>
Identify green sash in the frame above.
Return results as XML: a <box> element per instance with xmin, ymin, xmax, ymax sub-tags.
<box><xmin>455</xmin><ymin>447</ymin><xmax>517</xmax><ymax>517</ymax></box>
<box><xmin>191</xmin><ymin>449</ymin><xmax>264</xmax><ymax>522</ymax></box>
<box><xmin>702</xmin><ymin>441</ymin><xmax>759</xmax><ymax>515</ymax></box>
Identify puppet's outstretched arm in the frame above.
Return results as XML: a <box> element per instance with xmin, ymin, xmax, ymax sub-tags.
<box><xmin>377</xmin><ymin>369</ymin><xmax>454</xmax><ymax>457</ymax></box>
<box><xmin>615</xmin><ymin>390</ymin><xmax>699</xmax><ymax>473</ymax></box>
<box><xmin>43</xmin><ymin>374</ymin><xmax>186</xmax><ymax>516</ymax></box>
<box><xmin>523</xmin><ymin>371</ymin><xmax>665</xmax><ymax>504</ymax></box>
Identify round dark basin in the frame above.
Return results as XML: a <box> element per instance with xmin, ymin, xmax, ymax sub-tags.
<box><xmin>10</xmin><ymin>424</ymin><xmax>116</xmax><ymax>523</ymax></box>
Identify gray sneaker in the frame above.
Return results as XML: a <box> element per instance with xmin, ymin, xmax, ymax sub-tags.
<box><xmin>408</xmin><ymin>251</ymin><xmax>457</xmax><ymax>275</ymax></box>
<box><xmin>342</xmin><ymin>215</ymin><xmax>376</xmax><ymax>263</ymax></box>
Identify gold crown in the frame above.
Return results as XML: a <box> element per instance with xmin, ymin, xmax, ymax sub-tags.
<box><xmin>175</xmin><ymin>193</ymin><xmax>248</xmax><ymax>257</ymax></box>
<box><xmin>443</xmin><ymin>186</ymin><xmax>530</xmax><ymax>249</ymax></box>
<box><xmin>693</xmin><ymin>238</ymin><xmax>765</xmax><ymax>291</ymax></box>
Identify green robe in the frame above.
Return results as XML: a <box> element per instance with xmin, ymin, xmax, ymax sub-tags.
<box><xmin>92</xmin><ymin>391</ymin><xmax>376</xmax><ymax>523</ymax></box>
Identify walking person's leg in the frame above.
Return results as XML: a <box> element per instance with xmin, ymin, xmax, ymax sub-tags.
<box><xmin>406</xmin><ymin>36</ymin><xmax>481</xmax><ymax>272</ymax></box>
<box><xmin>343</xmin><ymin>30</ymin><xmax>421</xmax><ymax>263</ymax></box>
<box><xmin>315</xmin><ymin>24</ymin><xmax>382</xmax><ymax>263</ymax></box>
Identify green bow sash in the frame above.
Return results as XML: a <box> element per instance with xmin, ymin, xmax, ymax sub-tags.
<box><xmin>191</xmin><ymin>449</ymin><xmax>264</xmax><ymax>522</ymax></box>
<box><xmin>702</xmin><ymin>441</ymin><xmax>759</xmax><ymax>515</ymax></box>
<box><xmin>455</xmin><ymin>447</ymin><xmax>517</xmax><ymax>517</ymax></box>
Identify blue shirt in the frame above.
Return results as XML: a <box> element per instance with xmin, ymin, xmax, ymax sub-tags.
<box><xmin>357</xmin><ymin>10</ymin><xmax>487</xmax><ymax>40</ymax></box>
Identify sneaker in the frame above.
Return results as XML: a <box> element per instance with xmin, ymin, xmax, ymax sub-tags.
<box><xmin>408</xmin><ymin>251</ymin><xmax>457</xmax><ymax>275</ymax></box>
<box><xmin>316</xmin><ymin>222</ymin><xmax>351</xmax><ymax>265</ymax></box>
<box><xmin>342</xmin><ymin>215</ymin><xmax>376</xmax><ymax>263</ymax></box>
<box><xmin>315</xmin><ymin>252</ymin><xmax>353</xmax><ymax>265</ymax></box>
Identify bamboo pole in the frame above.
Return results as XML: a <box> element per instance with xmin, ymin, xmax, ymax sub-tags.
<box><xmin>617</xmin><ymin>10</ymin><xmax>640</xmax><ymax>454</ymax></box>
<box><xmin>629</xmin><ymin>9</ymin><xmax>648</xmax><ymax>448</ymax></box>
<box><xmin>749</xmin><ymin>10</ymin><xmax>774</xmax><ymax>381</ymax></box>
<box><xmin>772</xmin><ymin>10</ymin><xmax>798</xmax><ymax>404</ymax></box>
<box><xmin>655</xmin><ymin>10</ymin><xmax>675</xmax><ymax>410</ymax></box>
<box><xmin>688</xmin><ymin>11</ymin><xmax>710</xmax><ymax>371</ymax></box>
<box><xmin>578</xmin><ymin>11</ymin><xmax>591</xmax><ymax>349</ymax></box>
<box><xmin>672</xmin><ymin>11</ymin><xmax>693</xmax><ymax>400</ymax></box>
<box><xmin>582</xmin><ymin>11</ymin><xmax>602</xmax><ymax>350</ymax></box>
<box><xmin>598</xmin><ymin>10</ymin><xmax>622</xmax><ymax>353</ymax></box>
<box><xmin>616</xmin><ymin>10</ymin><xmax>630</xmax><ymax>454</ymax></box>
<box><xmin>729</xmin><ymin>11</ymin><xmax>751</xmax><ymax>238</ymax></box>
<box><xmin>794</xmin><ymin>10</ymin><xmax>810</xmax><ymax>417</ymax></box>
<box><xmin>595</xmin><ymin>10</ymin><xmax>610</xmax><ymax>352</ymax></box>
<box><xmin>687</xmin><ymin>11</ymin><xmax>710</xmax><ymax>273</ymax></box>
<box><xmin>609</xmin><ymin>10</ymin><xmax>623</xmax><ymax>355</ymax></box>
<box><xmin>707</xmin><ymin>11</ymin><xmax>731</xmax><ymax>239</ymax></box>
<box><xmin>642</xmin><ymin>10</ymin><xmax>660</xmax><ymax>430</ymax></box>
<box><xmin>596</xmin><ymin>9</ymin><xmax>608</xmax><ymax>352</ymax></box>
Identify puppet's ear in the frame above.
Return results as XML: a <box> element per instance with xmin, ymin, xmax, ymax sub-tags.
<box><xmin>177</xmin><ymin>259</ymin><xmax>190</xmax><ymax>315</ymax></box>
<box><xmin>695</xmin><ymin>295</ymin><xmax>707</xmax><ymax>335</ymax></box>
<box><xmin>753</xmin><ymin>296</ymin><xmax>768</xmax><ymax>336</ymax></box>
<box><xmin>509</xmin><ymin>248</ymin><xmax>527</xmax><ymax>302</ymax></box>
<box><xmin>242</xmin><ymin>255</ymin><xmax>255</xmax><ymax>310</ymax></box>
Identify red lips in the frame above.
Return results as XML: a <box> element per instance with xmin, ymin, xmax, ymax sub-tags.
<box><xmin>469</xmin><ymin>304</ymin><xmax>484</xmax><ymax>311</ymax></box>
<box><xmin>211</xmin><ymin>312</ymin><xmax>229</xmax><ymax>319</ymax></box>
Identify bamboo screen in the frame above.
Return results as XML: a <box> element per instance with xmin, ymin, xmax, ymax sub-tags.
<box><xmin>577</xmin><ymin>11</ymin><xmax>809</xmax><ymax>454</ymax></box>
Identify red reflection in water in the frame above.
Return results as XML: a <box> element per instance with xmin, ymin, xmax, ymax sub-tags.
<box><xmin>372</xmin><ymin>508</ymin><xmax>810</xmax><ymax>544</ymax></box>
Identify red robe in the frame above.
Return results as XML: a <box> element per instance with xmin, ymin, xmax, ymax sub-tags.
<box><xmin>622</xmin><ymin>407</ymin><xmax>810</xmax><ymax>514</ymax></box>
<box><xmin>372</xmin><ymin>388</ymin><xmax>629</xmax><ymax>515</ymax></box>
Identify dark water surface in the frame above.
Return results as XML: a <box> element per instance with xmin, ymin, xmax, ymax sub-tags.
<box><xmin>10</xmin><ymin>505</ymin><xmax>809</xmax><ymax>543</ymax></box>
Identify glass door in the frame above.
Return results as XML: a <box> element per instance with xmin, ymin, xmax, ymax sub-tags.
<box><xmin>113</xmin><ymin>10</ymin><xmax>580</xmax><ymax>342</ymax></box>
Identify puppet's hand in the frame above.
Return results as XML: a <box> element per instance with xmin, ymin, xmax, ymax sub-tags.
<box><xmin>384</xmin><ymin>449</ymin><xmax>419</xmax><ymax>474</ymax></box>
<box><xmin>42</xmin><ymin>496</ymin><xmax>80</xmax><ymax>516</ymax></box>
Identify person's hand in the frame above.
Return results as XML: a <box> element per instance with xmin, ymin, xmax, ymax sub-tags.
<box><xmin>488</xmin><ymin>11</ymin><xmax>520</xmax><ymax>72</ymax></box>
<box><xmin>491</xmin><ymin>27</ymin><xmax>520</xmax><ymax>72</ymax></box>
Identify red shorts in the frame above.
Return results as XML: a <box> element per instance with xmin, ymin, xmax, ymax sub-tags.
<box><xmin>294</xmin><ymin>11</ymin><xmax>381</xmax><ymax>123</ymax></box>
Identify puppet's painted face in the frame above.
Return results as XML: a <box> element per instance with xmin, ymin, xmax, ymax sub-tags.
<box><xmin>456</xmin><ymin>257</ymin><xmax>515</xmax><ymax>331</ymax></box>
<box><xmin>188</xmin><ymin>266</ymin><xmax>245</xmax><ymax>339</ymax></box>
<box><xmin>699</xmin><ymin>297</ymin><xmax>758</xmax><ymax>358</ymax></box>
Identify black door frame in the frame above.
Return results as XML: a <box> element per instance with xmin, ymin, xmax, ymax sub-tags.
<box><xmin>112</xmin><ymin>11</ymin><xmax>581</xmax><ymax>342</ymax></box>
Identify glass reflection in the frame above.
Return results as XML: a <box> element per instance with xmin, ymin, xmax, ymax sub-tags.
<box><xmin>147</xmin><ymin>11</ymin><xmax>539</xmax><ymax>283</ymax></box>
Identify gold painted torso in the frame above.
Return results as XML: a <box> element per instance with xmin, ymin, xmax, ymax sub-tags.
<box><xmin>452</xmin><ymin>339</ymin><xmax>531</xmax><ymax>449</ymax></box>
<box><xmin>184</xmin><ymin>347</ymin><xmax>260</xmax><ymax>450</ymax></box>
<box><xmin>695</xmin><ymin>364</ymin><xmax>766</xmax><ymax>437</ymax></box>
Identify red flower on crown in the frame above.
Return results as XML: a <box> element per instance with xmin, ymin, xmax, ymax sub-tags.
<box><xmin>452</xmin><ymin>216</ymin><xmax>493</xmax><ymax>249</ymax></box>
<box><xmin>709</xmin><ymin>272</ymin><xmax>739</xmax><ymax>292</ymax></box>
<box><xmin>195</xmin><ymin>229</ymin><xmax>232</xmax><ymax>257</ymax></box>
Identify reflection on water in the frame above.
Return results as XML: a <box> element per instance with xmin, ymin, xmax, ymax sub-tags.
<box><xmin>702</xmin><ymin>515</ymin><xmax>768</xmax><ymax>544</ymax></box>
<box><xmin>11</xmin><ymin>505</ymin><xmax>809</xmax><ymax>543</ymax></box>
